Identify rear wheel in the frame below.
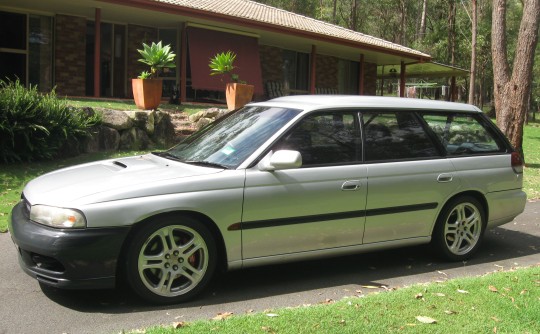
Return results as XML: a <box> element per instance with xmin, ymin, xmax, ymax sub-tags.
<box><xmin>125</xmin><ymin>215</ymin><xmax>216</xmax><ymax>304</ymax></box>
<box><xmin>432</xmin><ymin>196</ymin><xmax>486</xmax><ymax>261</ymax></box>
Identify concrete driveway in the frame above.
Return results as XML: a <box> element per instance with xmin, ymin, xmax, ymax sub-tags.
<box><xmin>0</xmin><ymin>201</ymin><xmax>538</xmax><ymax>334</ymax></box>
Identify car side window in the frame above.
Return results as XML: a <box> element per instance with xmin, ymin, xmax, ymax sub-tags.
<box><xmin>274</xmin><ymin>112</ymin><xmax>361</xmax><ymax>166</ymax></box>
<box><xmin>362</xmin><ymin>111</ymin><xmax>440</xmax><ymax>161</ymax></box>
<box><xmin>421</xmin><ymin>114</ymin><xmax>505</xmax><ymax>155</ymax></box>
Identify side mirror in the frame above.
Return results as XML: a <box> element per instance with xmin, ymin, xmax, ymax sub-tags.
<box><xmin>258</xmin><ymin>150</ymin><xmax>302</xmax><ymax>171</ymax></box>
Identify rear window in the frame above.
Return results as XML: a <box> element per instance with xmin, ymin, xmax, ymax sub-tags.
<box><xmin>421</xmin><ymin>114</ymin><xmax>505</xmax><ymax>155</ymax></box>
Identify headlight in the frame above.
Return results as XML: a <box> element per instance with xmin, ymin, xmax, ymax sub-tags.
<box><xmin>30</xmin><ymin>205</ymin><xmax>86</xmax><ymax>228</ymax></box>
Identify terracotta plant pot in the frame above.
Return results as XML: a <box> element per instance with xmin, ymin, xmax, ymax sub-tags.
<box><xmin>132</xmin><ymin>78</ymin><xmax>163</xmax><ymax>110</ymax></box>
<box><xmin>226</xmin><ymin>83</ymin><xmax>254</xmax><ymax>110</ymax></box>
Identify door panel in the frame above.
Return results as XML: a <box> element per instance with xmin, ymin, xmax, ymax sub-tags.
<box><xmin>242</xmin><ymin>164</ymin><xmax>368</xmax><ymax>259</ymax></box>
<box><xmin>363</xmin><ymin>159</ymin><xmax>458</xmax><ymax>243</ymax></box>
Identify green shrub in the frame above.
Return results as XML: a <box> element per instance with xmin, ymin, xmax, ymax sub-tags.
<box><xmin>0</xmin><ymin>79</ymin><xmax>101</xmax><ymax>163</ymax></box>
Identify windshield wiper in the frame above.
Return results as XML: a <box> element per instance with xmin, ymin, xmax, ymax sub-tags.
<box><xmin>151</xmin><ymin>151</ymin><xmax>182</xmax><ymax>161</ymax></box>
<box><xmin>185</xmin><ymin>160</ymin><xmax>228</xmax><ymax>169</ymax></box>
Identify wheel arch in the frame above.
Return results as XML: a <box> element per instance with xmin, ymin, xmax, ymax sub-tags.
<box><xmin>432</xmin><ymin>190</ymin><xmax>489</xmax><ymax>234</ymax></box>
<box><xmin>115</xmin><ymin>210</ymin><xmax>228</xmax><ymax>286</ymax></box>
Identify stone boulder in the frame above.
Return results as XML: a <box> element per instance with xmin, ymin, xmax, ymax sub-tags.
<box><xmin>152</xmin><ymin>111</ymin><xmax>176</xmax><ymax>147</ymax></box>
<box><xmin>195</xmin><ymin>117</ymin><xmax>213</xmax><ymax>130</ymax></box>
<box><xmin>86</xmin><ymin>125</ymin><xmax>120</xmax><ymax>151</ymax></box>
<box><xmin>119</xmin><ymin>127</ymin><xmax>151</xmax><ymax>150</ymax></box>
<box><xmin>100</xmin><ymin>108</ymin><xmax>133</xmax><ymax>130</ymax></box>
<box><xmin>126</xmin><ymin>110</ymin><xmax>155</xmax><ymax>135</ymax></box>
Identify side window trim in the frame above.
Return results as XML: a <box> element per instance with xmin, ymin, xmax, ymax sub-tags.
<box><xmin>413</xmin><ymin>111</ymin><xmax>449</xmax><ymax>157</ymax></box>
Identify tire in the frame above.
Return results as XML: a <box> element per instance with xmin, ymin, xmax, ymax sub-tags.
<box><xmin>125</xmin><ymin>215</ymin><xmax>217</xmax><ymax>304</ymax></box>
<box><xmin>432</xmin><ymin>196</ymin><xmax>486</xmax><ymax>261</ymax></box>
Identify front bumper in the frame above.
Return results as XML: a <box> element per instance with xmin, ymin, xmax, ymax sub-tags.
<box><xmin>9</xmin><ymin>201</ymin><xmax>131</xmax><ymax>289</ymax></box>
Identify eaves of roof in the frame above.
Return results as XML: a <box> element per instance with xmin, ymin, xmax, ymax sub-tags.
<box><xmin>100</xmin><ymin>0</ymin><xmax>432</xmax><ymax>62</ymax></box>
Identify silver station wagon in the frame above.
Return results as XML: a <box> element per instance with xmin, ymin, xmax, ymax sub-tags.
<box><xmin>9</xmin><ymin>96</ymin><xmax>526</xmax><ymax>304</ymax></box>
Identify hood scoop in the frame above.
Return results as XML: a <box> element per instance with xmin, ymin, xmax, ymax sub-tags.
<box><xmin>113</xmin><ymin>161</ymin><xmax>127</xmax><ymax>168</ymax></box>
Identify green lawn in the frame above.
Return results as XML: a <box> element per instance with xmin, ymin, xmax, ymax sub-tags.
<box><xmin>140</xmin><ymin>266</ymin><xmax>540</xmax><ymax>334</ymax></box>
<box><xmin>66</xmin><ymin>98</ymin><xmax>217</xmax><ymax>116</ymax></box>
<box><xmin>523</xmin><ymin>121</ymin><xmax>540</xmax><ymax>199</ymax></box>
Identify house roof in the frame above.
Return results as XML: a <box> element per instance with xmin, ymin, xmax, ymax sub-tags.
<box><xmin>1</xmin><ymin>0</ymin><xmax>432</xmax><ymax>63</ymax></box>
<box><xmin>152</xmin><ymin>0</ymin><xmax>431</xmax><ymax>61</ymax></box>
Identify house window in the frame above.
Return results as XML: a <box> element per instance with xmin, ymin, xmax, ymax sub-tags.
<box><xmin>0</xmin><ymin>11</ymin><xmax>53</xmax><ymax>92</ymax></box>
<box><xmin>28</xmin><ymin>15</ymin><xmax>53</xmax><ymax>92</ymax></box>
<box><xmin>282</xmin><ymin>50</ymin><xmax>309</xmax><ymax>92</ymax></box>
<box><xmin>86</xmin><ymin>21</ymin><xmax>127</xmax><ymax>97</ymax></box>
<box><xmin>338</xmin><ymin>59</ymin><xmax>359</xmax><ymax>94</ymax></box>
<box><xmin>0</xmin><ymin>11</ymin><xmax>27</xmax><ymax>85</ymax></box>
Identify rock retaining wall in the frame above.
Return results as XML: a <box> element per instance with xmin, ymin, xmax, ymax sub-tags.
<box><xmin>188</xmin><ymin>107</ymin><xmax>230</xmax><ymax>130</ymax></box>
<box><xmin>83</xmin><ymin>107</ymin><xmax>176</xmax><ymax>152</ymax></box>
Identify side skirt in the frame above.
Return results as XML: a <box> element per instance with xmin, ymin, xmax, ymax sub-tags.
<box><xmin>227</xmin><ymin>236</ymin><xmax>431</xmax><ymax>270</ymax></box>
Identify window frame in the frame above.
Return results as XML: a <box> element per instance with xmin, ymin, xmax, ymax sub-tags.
<box><xmin>250</xmin><ymin>108</ymin><xmax>514</xmax><ymax>170</ymax></box>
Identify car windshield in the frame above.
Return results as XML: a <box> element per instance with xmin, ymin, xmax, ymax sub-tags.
<box><xmin>163</xmin><ymin>106</ymin><xmax>301</xmax><ymax>169</ymax></box>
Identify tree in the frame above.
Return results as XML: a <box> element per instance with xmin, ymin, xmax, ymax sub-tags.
<box><xmin>418</xmin><ymin>0</ymin><xmax>428</xmax><ymax>41</ymax></box>
<box><xmin>468</xmin><ymin>0</ymin><xmax>477</xmax><ymax>105</ymax></box>
<box><xmin>492</xmin><ymin>0</ymin><xmax>540</xmax><ymax>156</ymax></box>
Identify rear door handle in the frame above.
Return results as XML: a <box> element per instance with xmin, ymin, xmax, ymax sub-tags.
<box><xmin>437</xmin><ymin>173</ymin><xmax>453</xmax><ymax>183</ymax></box>
<box><xmin>342</xmin><ymin>180</ymin><xmax>361</xmax><ymax>191</ymax></box>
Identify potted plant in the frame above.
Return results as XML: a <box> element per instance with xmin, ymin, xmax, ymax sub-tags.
<box><xmin>132</xmin><ymin>41</ymin><xmax>176</xmax><ymax>110</ymax></box>
<box><xmin>209</xmin><ymin>51</ymin><xmax>254</xmax><ymax>110</ymax></box>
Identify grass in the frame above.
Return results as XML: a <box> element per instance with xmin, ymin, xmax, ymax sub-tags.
<box><xmin>139</xmin><ymin>266</ymin><xmax>540</xmax><ymax>334</ymax></box>
<box><xmin>523</xmin><ymin>120</ymin><xmax>540</xmax><ymax>199</ymax></box>
<box><xmin>66</xmin><ymin>98</ymin><xmax>217</xmax><ymax>116</ymax></box>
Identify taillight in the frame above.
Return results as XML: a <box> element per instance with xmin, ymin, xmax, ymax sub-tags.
<box><xmin>511</xmin><ymin>152</ymin><xmax>523</xmax><ymax>174</ymax></box>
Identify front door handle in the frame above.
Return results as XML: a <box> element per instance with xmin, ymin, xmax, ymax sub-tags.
<box><xmin>437</xmin><ymin>173</ymin><xmax>453</xmax><ymax>183</ymax></box>
<box><xmin>342</xmin><ymin>180</ymin><xmax>361</xmax><ymax>191</ymax></box>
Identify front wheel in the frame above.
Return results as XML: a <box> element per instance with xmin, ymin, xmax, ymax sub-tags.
<box><xmin>432</xmin><ymin>196</ymin><xmax>486</xmax><ymax>261</ymax></box>
<box><xmin>125</xmin><ymin>215</ymin><xmax>217</xmax><ymax>304</ymax></box>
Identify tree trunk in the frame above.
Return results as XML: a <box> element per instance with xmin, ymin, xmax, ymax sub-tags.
<box><xmin>468</xmin><ymin>0</ymin><xmax>477</xmax><ymax>105</ymax></box>
<box><xmin>351</xmin><ymin>0</ymin><xmax>358</xmax><ymax>31</ymax></box>
<box><xmin>448</xmin><ymin>0</ymin><xmax>457</xmax><ymax>65</ymax></box>
<box><xmin>419</xmin><ymin>0</ymin><xmax>428</xmax><ymax>41</ymax></box>
<box><xmin>332</xmin><ymin>0</ymin><xmax>337</xmax><ymax>24</ymax></box>
<box><xmin>399</xmin><ymin>0</ymin><xmax>407</xmax><ymax>45</ymax></box>
<box><xmin>492</xmin><ymin>0</ymin><xmax>540</xmax><ymax>156</ymax></box>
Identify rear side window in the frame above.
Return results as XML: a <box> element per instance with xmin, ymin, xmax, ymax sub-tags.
<box><xmin>362</xmin><ymin>111</ymin><xmax>439</xmax><ymax>161</ymax></box>
<box><xmin>421</xmin><ymin>114</ymin><xmax>505</xmax><ymax>155</ymax></box>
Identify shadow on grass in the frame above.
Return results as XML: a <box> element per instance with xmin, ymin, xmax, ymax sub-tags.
<box><xmin>40</xmin><ymin>206</ymin><xmax>540</xmax><ymax>314</ymax></box>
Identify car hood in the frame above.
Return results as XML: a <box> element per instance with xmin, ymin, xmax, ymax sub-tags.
<box><xmin>23</xmin><ymin>154</ymin><xmax>223</xmax><ymax>206</ymax></box>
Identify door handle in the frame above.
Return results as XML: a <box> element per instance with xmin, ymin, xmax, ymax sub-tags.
<box><xmin>342</xmin><ymin>180</ymin><xmax>361</xmax><ymax>191</ymax></box>
<box><xmin>437</xmin><ymin>173</ymin><xmax>453</xmax><ymax>183</ymax></box>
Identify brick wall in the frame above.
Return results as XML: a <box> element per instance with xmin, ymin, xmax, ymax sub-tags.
<box><xmin>54</xmin><ymin>15</ymin><xmax>86</xmax><ymax>96</ymax></box>
<box><xmin>363</xmin><ymin>62</ymin><xmax>377</xmax><ymax>95</ymax></box>
<box><xmin>127</xmin><ymin>24</ymin><xmax>158</xmax><ymax>97</ymax></box>
<box><xmin>316</xmin><ymin>54</ymin><xmax>338</xmax><ymax>89</ymax></box>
